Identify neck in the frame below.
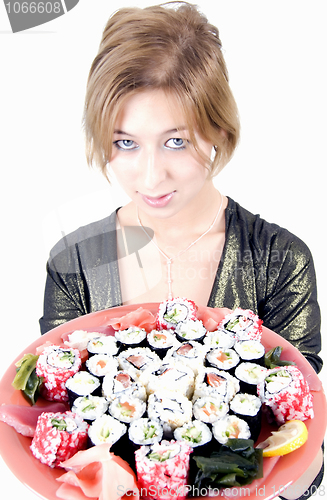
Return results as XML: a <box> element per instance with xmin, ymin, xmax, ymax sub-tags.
<box><xmin>137</xmin><ymin>183</ymin><xmax>224</xmax><ymax>241</ymax></box>
<box><xmin>136</xmin><ymin>186</ymin><xmax>225</xmax><ymax>301</ymax></box>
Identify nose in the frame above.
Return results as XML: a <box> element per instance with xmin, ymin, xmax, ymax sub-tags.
<box><xmin>138</xmin><ymin>147</ymin><xmax>167</xmax><ymax>191</ymax></box>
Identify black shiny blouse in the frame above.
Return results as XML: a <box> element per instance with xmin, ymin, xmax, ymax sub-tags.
<box><xmin>39</xmin><ymin>197</ymin><xmax>322</xmax><ymax>373</ymax></box>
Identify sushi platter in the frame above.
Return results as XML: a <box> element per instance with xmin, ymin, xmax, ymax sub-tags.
<box><xmin>0</xmin><ymin>300</ymin><xmax>326</xmax><ymax>500</ymax></box>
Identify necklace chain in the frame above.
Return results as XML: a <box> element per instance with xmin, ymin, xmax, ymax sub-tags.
<box><xmin>137</xmin><ymin>194</ymin><xmax>224</xmax><ymax>300</ymax></box>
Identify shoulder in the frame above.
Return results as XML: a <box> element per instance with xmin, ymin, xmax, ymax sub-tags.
<box><xmin>47</xmin><ymin>210</ymin><xmax>119</xmax><ymax>273</ymax></box>
<box><xmin>225</xmin><ymin>197</ymin><xmax>312</xmax><ymax>263</ymax></box>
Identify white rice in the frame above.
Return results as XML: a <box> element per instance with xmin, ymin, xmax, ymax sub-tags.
<box><xmin>193</xmin><ymin>395</ymin><xmax>229</xmax><ymax>424</ymax></box>
<box><xmin>174</xmin><ymin>419</ymin><xmax>212</xmax><ymax>448</ymax></box>
<box><xmin>212</xmin><ymin>415</ymin><xmax>251</xmax><ymax>444</ymax></box>
<box><xmin>146</xmin><ymin>361</ymin><xmax>195</xmax><ymax>399</ymax></box>
<box><xmin>88</xmin><ymin>414</ymin><xmax>126</xmax><ymax>446</ymax></box>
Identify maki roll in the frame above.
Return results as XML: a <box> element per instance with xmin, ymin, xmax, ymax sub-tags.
<box><xmin>229</xmin><ymin>393</ymin><xmax>262</xmax><ymax>442</ymax></box>
<box><xmin>146</xmin><ymin>361</ymin><xmax>195</xmax><ymax>399</ymax></box>
<box><xmin>115</xmin><ymin>326</ymin><xmax>147</xmax><ymax>351</ymax></box>
<box><xmin>63</xmin><ymin>330</ymin><xmax>107</xmax><ymax>352</ymax></box>
<box><xmin>257</xmin><ymin>365</ymin><xmax>314</xmax><ymax>425</ymax></box>
<box><xmin>102</xmin><ymin>370</ymin><xmax>147</xmax><ymax>402</ymax></box>
<box><xmin>135</xmin><ymin>440</ymin><xmax>192</xmax><ymax>500</ymax></box>
<box><xmin>128</xmin><ymin>417</ymin><xmax>163</xmax><ymax>448</ymax></box>
<box><xmin>108</xmin><ymin>395</ymin><xmax>146</xmax><ymax>424</ymax></box>
<box><xmin>30</xmin><ymin>411</ymin><xmax>88</xmax><ymax>467</ymax></box>
<box><xmin>175</xmin><ymin>319</ymin><xmax>207</xmax><ymax>343</ymax></box>
<box><xmin>71</xmin><ymin>395</ymin><xmax>108</xmax><ymax>424</ymax></box>
<box><xmin>167</xmin><ymin>341</ymin><xmax>206</xmax><ymax>376</ymax></box>
<box><xmin>87</xmin><ymin>335</ymin><xmax>119</xmax><ymax>357</ymax></box>
<box><xmin>147</xmin><ymin>390</ymin><xmax>192</xmax><ymax>438</ymax></box>
<box><xmin>193</xmin><ymin>368</ymin><xmax>239</xmax><ymax>403</ymax></box>
<box><xmin>212</xmin><ymin>415</ymin><xmax>251</xmax><ymax>445</ymax></box>
<box><xmin>234</xmin><ymin>340</ymin><xmax>265</xmax><ymax>366</ymax></box>
<box><xmin>88</xmin><ymin>413</ymin><xmax>126</xmax><ymax>448</ymax></box>
<box><xmin>156</xmin><ymin>297</ymin><xmax>198</xmax><ymax>331</ymax></box>
<box><xmin>147</xmin><ymin>329</ymin><xmax>178</xmax><ymax>359</ymax></box>
<box><xmin>204</xmin><ymin>330</ymin><xmax>235</xmax><ymax>350</ymax></box>
<box><xmin>219</xmin><ymin>308</ymin><xmax>263</xmax><ymax>341</ymax></box>
<box><xmin>174</xmin><ymin>420</ymin><xmax>212</xmax><ymax>456</ymax></box>
<box><xmin>65</xmin><ymin>371</ymin><xmax>101</xmax><ymax>407</ymax></box>
<box><xmin>86</xmin><ymin>354</ymin><xmax>118</xmax><ymax>380</ymax></box>
<box><xmin>117</xmin><ymin>347</ymin><xmax>161</xmax><ymax>382</ymax></box>
<box><xmin>174</xmin><ymin>421</ymin><xmax>214</xmax><ymax>486</ymax></box>
<box><xmin>234</xmin><ymin>362</ymin><xmax>267</xmax><ymax>395</ymax></box>
<box><xmin>193</xmin><ymin>395</ymin><xmax>229</xmax><ymax>424</ymax></box>
<box><xmin>205</xmin><ymin>347</ymin><xmax>240</xmax><ymax>373</ymax></box>
<box><xmin>36</xmin><ymin>345</ymin><xmax>82</xmax><ymax>402</ymax></box>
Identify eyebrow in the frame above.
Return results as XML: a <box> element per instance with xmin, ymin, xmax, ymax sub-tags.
<box><xmin>113</xmin><ymin>127</ymin><xmax>188</xmax><ymax>136</ymax></box>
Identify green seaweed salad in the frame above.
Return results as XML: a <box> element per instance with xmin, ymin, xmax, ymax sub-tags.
<box><xmin>12</xmin><ymin>353</ymin><xmax>42</xmax><ymax>405</ymax></box>
<box><xmin>192</xmin><ymin>439</ymin><xmax>263</xmax><ymax>490</ymax></box>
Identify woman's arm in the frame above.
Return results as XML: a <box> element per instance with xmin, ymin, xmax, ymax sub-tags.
<box><xmin>257</xmin><ymin>233</ymin><xmax>322</xmax><ymax>373</ymax></box>
<box><xmin>39</xmin><ymin>259</ymin><xmax>88</xmax><ymax>334</ymax></box>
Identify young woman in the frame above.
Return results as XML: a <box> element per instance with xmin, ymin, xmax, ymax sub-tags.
<box><xmin>39</xmin><ymin>3</ymin><xmax>323</xmax><ymax>495</ymax></box>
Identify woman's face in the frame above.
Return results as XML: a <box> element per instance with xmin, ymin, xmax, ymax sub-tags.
<box><xmin>109</xmin><ymin>89</ymin><xmax>214</xmax><ymax>220</ymax></box>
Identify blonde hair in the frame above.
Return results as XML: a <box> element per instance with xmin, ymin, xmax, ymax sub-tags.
<box><xmin>84</xmin><ymin>1</ymin><xmax>240</xmax><ymax>180</ymax></box>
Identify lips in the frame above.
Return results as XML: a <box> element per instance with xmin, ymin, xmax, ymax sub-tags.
<box><xmin>140</xmin><ymin>192</ymin><xmax>175</xmax><ymax>208</ymax></box>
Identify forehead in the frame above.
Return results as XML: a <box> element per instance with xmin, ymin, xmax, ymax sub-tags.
<box><xmin>114</xmin><ymin>89</ymin><xmax>189</xmax><ymax>135</ymax></box>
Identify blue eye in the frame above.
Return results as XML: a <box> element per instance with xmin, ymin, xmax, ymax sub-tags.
<box><xmin>114</xmin><ymin>139</ymin><xmax>138</xmax><ymax>150</ymax></box>
<box><xmin>165</xmin><ymin>138</ymin><xmax>187</xmax><ymax>149</ymax></box>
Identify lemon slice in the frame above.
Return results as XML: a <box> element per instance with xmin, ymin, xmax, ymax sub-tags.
<box><xmin>259</xmin><ymin>420</ymin><xmax>308</xmax><ymax>457</ymax></box>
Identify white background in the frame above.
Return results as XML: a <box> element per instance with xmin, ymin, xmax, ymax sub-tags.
<box><xmin>0</xmin><ymin>1</ymin><xmax>326</xmax><ymax>498</ymax></box>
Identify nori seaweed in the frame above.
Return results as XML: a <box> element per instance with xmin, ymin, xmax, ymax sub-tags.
<box><xmin>192</xmin><ymin>438</ymin><xmax>263</xmax><ymax>492</ymax></box>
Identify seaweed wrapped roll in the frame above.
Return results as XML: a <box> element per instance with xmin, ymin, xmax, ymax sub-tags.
<box><xmin>193</xmin><ymin>368</ymin><xmax>239</xmax><ymax>403</ymax></box>
<box><xmin>204</xmin><ymin>330</ymin><xmax>235</xmax><ymax>350</ymax></box>
<box><xmin>102</xmin><ymin>370</ymin><xmax>147</xmax><ymax>402</ymax></box>
<box><xmin>71</xmin><ymin>395</ymin><xmax>108</xmax><ymax>423</ymax></box>
<box><xmin>108</xmin><ymin>395</ymin><xmax>146</xmax><ymax>424</ymax></box>
<box><xmin>87</xmin><ymin>336</ymin><xmax>119</xmax><ymax>357</ymax></box>
<box><xmin>234</xmin><ymin>340</ymin><xmax>265</xmax><ymax>366</ymax></box>
<box><xmin>147</xmin><ymin>390</ymin><xmax>192</xmax><ymax>438</ymax></box>
<box><xmin>174</xmin><ymin>420</ymin><xmax>212</xmax><ymax>455</ymax></box>
<box><xmin>117</xmin><ymin>347</ymin><xmax>161</xmax><ymax>382</ymax></box>
<box><xmin>86</xmin><ymin>354</ymin><xmax>118</xmax><ymax>380</ymax></box>
<box><xmin>115</xmin><ymin>326</ymin><xmax>147</xmax><ymax>351</ymax></box>
<box><xmin>212</xmin><ymin>415</ymin><xmax>251</xmax><ymax>444</ymax></box>
<box><xmin>229</xmin><ymin>393</ymin><xmax>262</xmax><ymax>442</ymax></box>
<box><xmin>205</xmin><ymin>347</ymin><xmax>240</xmax><ymax>373</ymax></box>
<box><xmin>128</xmin><ymin>417</ymin><xmax>163</xmax><ymax>447</ymax></box>
<box><xmin>193</xmin><ymin>395</ymin><xmax>229</xmax><ymax>424</ymax></box>
<box><xmin>175</xmin><ymin>319</ymin><xmax>206</xmax><ymax>343</ymax></box>
<box><xmin>166</xmin><ymin>341</ymin><xmax>206</xmax><ymax>375</ymax></box>
<box><xmin>146</xmin><ymin>361</ymin><xmax>195</xmax><ymax>399</ymax></box>
<box><xmin>88</xmin><ymin>414</ymin><xmax>126</xmax><ymax>447</ymax></box>
<box><xmin>234</xmin><ymin>362</ymin><xmax>267</xmax><ymax>394</ymax></box>
<box><xmin>65</xmin><ymin>371</ymin><xmax>101</xmax><ymax>406</ymax></box>
<box><xmin>147</xmin><ymin>329</ymin><xmax>178</xmax><ymax>358</ymax></box>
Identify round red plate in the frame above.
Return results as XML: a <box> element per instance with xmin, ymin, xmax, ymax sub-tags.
<box><xmin>0</xmin><ymin>304</ymin><xmax>325</xmax><ymax>500</ymax></box>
